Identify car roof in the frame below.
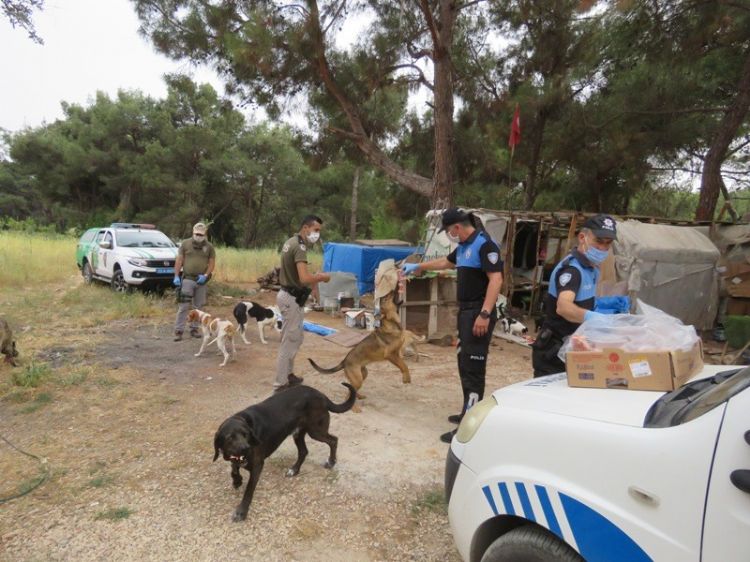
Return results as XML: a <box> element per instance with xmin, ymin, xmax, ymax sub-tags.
<box><xmin>491</xmin><ymin>365</ymin><xmax>736</xmax><ymax>427</ymax></box>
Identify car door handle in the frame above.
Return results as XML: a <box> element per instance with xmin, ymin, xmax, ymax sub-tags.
<box><xmin>745</xmin><ymin>430</ymin><xmax>750</xmax><ymax>446</ymax></box>
<box><xmin>730</xmin><ymin>470</ymin><xmax>750</xmax><ymax>494</ymax></box>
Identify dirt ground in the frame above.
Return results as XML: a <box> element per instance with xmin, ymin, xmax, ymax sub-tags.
<box><xmin>0</xmin><ymin>290</ymin><xmax>532</xmax><ymax>562</ymax></box>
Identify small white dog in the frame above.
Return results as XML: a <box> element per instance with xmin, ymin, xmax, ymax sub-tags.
<box><xmin>187</xmin><ymin>309</ymin><xmax>236</xmax><ymax>367</ymax></box>
<box><xmin>496</xmin><ymin>294</ymin><xmax>528</xmax><ymax>336</ymax></box>
<box><xmin>232</xmin><ymin>301</ymin><xmax>283</xmax><ymax>345</ymax></box>
<box><xmin>500</xmin><ymin>317</ymin><xmax>528</xmax><ymax>337</ymax></box>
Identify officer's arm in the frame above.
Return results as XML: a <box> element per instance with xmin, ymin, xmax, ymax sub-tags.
<box><xmin>481</xmin><ymin>272</ymin><xmax>503</xmax><ymax>315</ymax></box>
<box><xmin>413</xmin><ymin>257</ymin><xmax>455</xmax><ymax>274</ymax></box>
<box><xmin>205</xmin><ymin>257</ymin><xmax>215</xmax><ymax>276</ymax></box>
<box><xmin>556</xmin><ymin>290</ymin><xmax>588</xmax><ymax>324</ymax></box>
<box><xmin>297</xmin><ymin>261</ymin><xmax>329</xmax><ymax>285</ymax></box>
<box><xmin>174</xmin><ymin>253</ymin><xmax>183</xmax><ymax>275</ymax></box>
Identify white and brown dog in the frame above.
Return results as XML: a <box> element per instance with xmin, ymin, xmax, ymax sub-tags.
<box><xmin>232</xmin><ymin>301</ymin><xmax>283</xmax><ymax>345</ymax></box>
<box><xmin>187</xmin><ymin>309</ymin><xmax>237</xmax><ymax>367</ymax></box>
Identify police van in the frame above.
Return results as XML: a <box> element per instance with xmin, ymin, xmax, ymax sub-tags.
<box><xmin>76</xmin><ymin>223</ymin><xmax>177</xmax><ymax>292</ymax></box>
<box><xmin>445</xmin><ymin>365</ymin><xmax>750</xmax><ymax>561</ymax></box>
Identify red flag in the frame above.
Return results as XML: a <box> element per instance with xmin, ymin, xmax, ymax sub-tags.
<box><xmin>508</xmin><ymin>104</ymin><xmax>521</xmax><ymax>151</ymax></box>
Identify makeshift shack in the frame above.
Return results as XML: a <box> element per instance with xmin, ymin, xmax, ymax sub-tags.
<box><xmin>322</xmin><ymin>241</ymin><xmax>418</xmax><ymax>295</ymax></box>
<box><xmin>405</xmin><ymin>208</ymin><xmax>730</xmax><ymax>334</ymax></box>
<box><xmin>695</xmin><ymin>224</ymin><xmax>750</xmax><ymax>316</ymax></box>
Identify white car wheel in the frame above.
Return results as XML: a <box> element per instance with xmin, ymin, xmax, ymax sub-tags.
<box><xmin>481</xmin><ymin>525</ymin><xmax>583</xmax><ymax>562</ymax></box>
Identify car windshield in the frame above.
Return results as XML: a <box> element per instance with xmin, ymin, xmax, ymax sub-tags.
<box><xmin>644</xmin><ymin>366</ymin><xmax>750</xmax><ymax>427</ymax></box>
<box><xmin>116</xmin><ymin>230</ymin><xmax>175</xmax><ymax>248</ymax></box>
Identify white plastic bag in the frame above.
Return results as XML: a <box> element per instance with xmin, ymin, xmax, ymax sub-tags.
<box><xmin>558</xmin><ymin>299</ymin><xmax>700</xmax><ymax>361</ymax></box>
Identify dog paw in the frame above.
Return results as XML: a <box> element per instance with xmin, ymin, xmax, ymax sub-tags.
<box><xmin>232</xmin><ymin>507</ymin><xmax>248</xmax><ymax>522</ymax></box>
<box><xmin>324</xmin><ymin>460</ymin><xmax>336</xmax><ymax>469</ymax></box>
<box><xmin>285</xmin><ymin>467</ymin><xmax>299</xmax><ymax>477</ymax></box>
<box><xmin>402</xmin><ymin>378</ymin><xmax>412</xmax><ymax>384</ymax></box>
<box><xmin>232</xmin><ymin>479</ymin><xmax>243</xmax><ymax>489</ymax></box>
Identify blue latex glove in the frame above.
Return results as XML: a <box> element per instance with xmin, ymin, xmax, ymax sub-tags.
<box><xmin>594</xmin><ymin>295</ymin><xmax>631</xmax><ymax>315</ymax></box>
<box><xmin>402</xmin><ymin>263</ymin><xmax>420</xmax><ymax>276</ymax></box>
<box><xmin>173</xmin><ymin>276</ymin><xmax>181</xmax><ymax>287</ymax></box>
<box><xmin>196</xmin><ymin>274</ymin><xmax>208</xmax><ymax>285</ymax></box>
<box><xmin>584</xmin><ymin>310</ymin><xmax>605</xmax><ymax>323</ymax></box>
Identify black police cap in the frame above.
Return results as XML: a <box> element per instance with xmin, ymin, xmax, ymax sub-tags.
<box><xmin>583</xmin><ymin>214</ymin><xmax>617</xmax><ymax>240</ymax></box>
<box><xmin>438</xmin><ymin>208</ymin><xmax>470</xmax><ymax>232</ymax></box>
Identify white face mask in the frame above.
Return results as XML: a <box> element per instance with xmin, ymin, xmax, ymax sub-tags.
<box><xmin>192</xmin><ymin>233</ymin><xmax>206</xmax><ymax>243</ymax></box>
<box><xmin>307</xmin><ymin>231</ymin><xmax>320</xmax><ymax>244</ymax></box>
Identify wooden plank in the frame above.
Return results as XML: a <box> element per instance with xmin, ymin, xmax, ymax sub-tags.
<box><xmin>504</xmin><ymin>214</ymin><xmax>517</xmax><ymax>302</ymax></box>
<box><xmin>429</xmin><ymin>277</ymin><xmax>439</xmax><ymax>336</ymax></box>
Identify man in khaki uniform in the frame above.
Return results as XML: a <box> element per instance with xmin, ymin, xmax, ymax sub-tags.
<box><xmin>274</xmin><ymin>215</ymin><xmax>330</xmax><ymax>392</ymax></box>
<box><xmin>173</xmin><ymin>222</ymin><xmax>216</xmax><ymax>341</ymax></box>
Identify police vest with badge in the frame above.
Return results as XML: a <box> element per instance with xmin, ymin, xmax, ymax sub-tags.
<box><xmin>533</xmin><ymin>214</ymin><xmax>617</xmax><ymax>377</ymax></box>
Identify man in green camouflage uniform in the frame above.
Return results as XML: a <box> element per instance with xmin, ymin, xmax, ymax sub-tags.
<box><xmin>274</xmin><ymin>215</ymin><xmax>330</xmax><ymax>392</ymax></box>
<box><xmin>173</xmin><ymin>222</ymin><xmax>216</xmax><ymax>341</ymax></box>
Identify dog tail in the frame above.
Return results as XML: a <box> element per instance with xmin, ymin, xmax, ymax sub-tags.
<box><xmin>307</xmin><ymin>357</ymin><xmax>345</xmax><ymax>374</ymax></box>
<box><xmin>326</xmin><ymin>383</ymin><xmax>357</xmax><ymax>414</ymax></box>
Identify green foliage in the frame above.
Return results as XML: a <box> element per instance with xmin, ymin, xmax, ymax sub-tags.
<box><xmin>369</xmin><ymin>208</ymin><xmax>402</xmax><ymax>239</ymax></box>
<box><xmin>725</xmin><ymin>316</ymin><xmax>750</xmax><ymax>350</ymax></box>
<box><xmin>2</xmin><ymin>2</ymin><xmax>749</xmax><ymax>233</ymax></box>
<box><xmin>13</xmin><ymin>363</ymin><xmax>52</xmax><ymax>388</ymax></box>
<box><xmin>411</xmin><ymin>487</ymin><xmax>447</xmax><ymax>516</ymax></box>
<box><xmin>95</xmin><ymin>507</ymin><xmax>133</xmax><ymax>522</ymax></box>
<box><xmin>20</xmin><ymin>392</ymin><xmax>53</xmax><ymax>414</ymax></box>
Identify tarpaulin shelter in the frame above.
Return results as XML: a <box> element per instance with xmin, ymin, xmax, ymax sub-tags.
<box><xmin>613</xmin><ymin>221</ymin><xmax>720</xmax><ymax>330</ymax></box>
<box><xmin>322</xmin><ymin>242</ymin><xmax>418</xmax><ymax>295</ymax></box>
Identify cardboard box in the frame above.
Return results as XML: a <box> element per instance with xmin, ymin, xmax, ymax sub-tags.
<box><xmin>344</xmin><ymin>310</ymin><xmax>367</xmax><ymax>329</ymax></box>
<box><xmin>718</xmin><ymin>261</ymin><xmax>750</xmax><ymax>298</ymax></box>
<box><xmin>566</xmin><ymin>341</ymin><xmax>703</xmax><ymax>391</ymax></box>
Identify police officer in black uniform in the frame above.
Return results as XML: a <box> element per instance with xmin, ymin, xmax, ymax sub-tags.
<box><xmin>402</xmin><ymin>209</ymin><xmax>504</xmax><ymax>443</ymax></box>
<box><xmin>532</xmin><ymin>214</ymin><xmax>617</xmax><ymax>377</ymax></box>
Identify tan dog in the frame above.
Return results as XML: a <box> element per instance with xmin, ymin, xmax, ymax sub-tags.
<box><xmin>307</xmin><ymin>291</ymin><xmax>423</xmax><ymax>399</ymax></box>
<box><xmin>187</xmin><ymin>309</ymin><xmax>237</xmax><ymax>367</ymax></box>
<box><xmin>0</xmin><ymin>318</ymin><xmax>19</xmax><ymax>367</ymax></box>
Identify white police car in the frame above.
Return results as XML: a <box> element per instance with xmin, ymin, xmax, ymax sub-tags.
<box><xmin>76</xmin><ymin>223</ymin><xmax>177</xmax><ymax>292</ymax></box>
<box><xmin>445</xmin><ymin>365</ymin><xmax>750</xmax><ymax>561</ymax></box>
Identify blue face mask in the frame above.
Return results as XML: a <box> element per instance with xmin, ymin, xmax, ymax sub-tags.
<box><xmin>585</xmin><ymin>246</ymin><xmax>609</xmax><ymax>265</ymax></box>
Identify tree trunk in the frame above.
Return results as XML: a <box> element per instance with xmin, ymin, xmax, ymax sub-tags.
<box><xmin>524</xmin><ymin>111</ymin><xmax>547</xmax><ymax>210</ymax></box>
<box><xmin>696</xmin><ymin>49</ymin><xmax>750</xmax><ymax>221</ymax></box>
<box><xmin>308</xmin><ymin>1</ymin><xmax>433</xmax><ymax>199</ymax></box>
<box><xmin>431</xmin><ymin>0</ymin><xmax>457</xmax><ymax>207</ymax></box>
<box><xmin>350</xmin><ymin>166</ymin><xmax>360</xmax><ymax>241</ymax></box>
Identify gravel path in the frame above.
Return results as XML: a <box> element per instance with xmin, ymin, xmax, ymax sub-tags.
<box><xmin>0</xmin><ymin>301</ymin><xmax>531</xmax><ymax>561</ymax></box>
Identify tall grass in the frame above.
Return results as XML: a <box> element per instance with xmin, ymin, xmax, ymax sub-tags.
<box><xmin>214</xmin><ymin>245</ymin><xmax>323</xmax><ymax>284</ymax></box>
<box><xmin>0</xmin><ymin>231</ymin><xmax>323</xmax><ymax>289</ymax></box>
<box><xmin>0</xmin><ymin>232</ymin><xmax>78</xmax><ymax>287</ymax></box>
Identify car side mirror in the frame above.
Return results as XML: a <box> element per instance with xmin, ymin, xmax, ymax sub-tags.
<box><xmin>99</xmin><ymin>241</ymin><xmax>112</xmax><ymax>250</ymax></box>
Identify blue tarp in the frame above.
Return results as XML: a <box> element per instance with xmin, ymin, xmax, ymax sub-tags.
<box><xmin>322</xmin><ymin>242</ymin><xmax>419</xmax><ymax>295</ymax></box>
<box><xmin>303</xmin><ymin>321</ymin><xmax>337</xmax><ymax>336</ymax></box>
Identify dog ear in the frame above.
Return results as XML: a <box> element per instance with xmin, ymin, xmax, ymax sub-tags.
<box><xmin>213</xmin><ymin>430</ymin><xmax>223</xmax><ymax>462</ymax></box>
<box><xmin>245</xmin><ymin>421</ymin><xmax>260</xmax><ymax>446</ymax></box>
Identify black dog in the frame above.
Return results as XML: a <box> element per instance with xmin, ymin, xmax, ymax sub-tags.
<box><xmin>233</xmin><ymin>301</ymin><xmax>282</xmax><ymax>345</ymax></box>
<box><xmin>213</xmin><ymin>381</ymin><xmax>356</xmax><ymax>522</ymax></box>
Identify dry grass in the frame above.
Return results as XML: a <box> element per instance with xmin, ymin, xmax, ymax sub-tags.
<box><xmin>214</xmin><ymin>245</ymin><xmax>323</xmax><ymax>284</ymax></box>
<box><xmin>0</xmin><ymin>231</ymin><xmax>77</xmax><ymax>287</ymax></box>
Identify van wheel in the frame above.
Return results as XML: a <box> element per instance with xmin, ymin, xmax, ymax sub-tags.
<box><xmin>82</xmin><ymin>262</ymin><xmax>94</xmax><ymax>284</ymax></box>
<box><xmin>480</xmin><ymin>525</ymin><xmax>584</xmax><ymax>562</ymax></box>
<box><xmin>111</xmin><ymin>269</ymin><xmax>131</xmax><ymax>293</ymax></box>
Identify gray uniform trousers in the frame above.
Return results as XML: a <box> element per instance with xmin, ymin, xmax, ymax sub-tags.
<box><xmin>275</xmin><ymin>289</ymin><xmax>305</xmax><ymax>388</ymax></box>
<box><xmin>174</xmin><ymin>278</ymin><xmax>208</xmax><ymax>334</ymax></box>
